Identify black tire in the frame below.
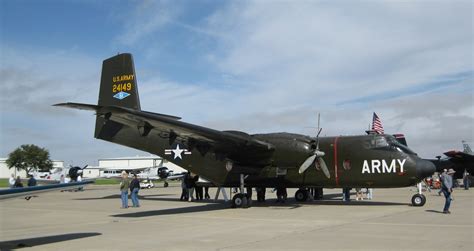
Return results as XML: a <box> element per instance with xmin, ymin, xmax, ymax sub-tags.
<box><xmin>295</xmin><ymin>189</ymin><xmax>308</xmax><ymax>202</ymax></box>
<box><xmin>164</xmin><ymin>182</ymin><xmax>169</xmax><ymax>188</ymax></box>
<box><xmin>411</xmin><ymin>194</ymin><xmax>426</xmax><ymax>207</ymax></box>
<box><xmin>232</xmin><ymin>194</ymin><xmax>244</xmax><ymax>208</ymax></box>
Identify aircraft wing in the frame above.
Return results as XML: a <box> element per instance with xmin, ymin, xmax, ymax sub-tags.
<box><xmin>54</xmin><ymin>103</ymin><xmax>275</xmax><ymax>166</ymax></box>
<box><xmin>444</xmin><ymin>150</ymin><xmax>474</xmax><ymax>162</ymax></box>
<box><xmin>0</xmin><ymin>181</ymin><xmax>94</xmax><ymax>200</ymax></box>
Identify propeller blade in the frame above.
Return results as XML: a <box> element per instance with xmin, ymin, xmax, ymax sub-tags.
<box><xmin>82</xmin><ymin>165</ymin><xmax>88</xmax><ymax>169</ymax></box>
<box><xmin>317</xmin><ymin>157</ymin><xmax>331</xmax><ymax>179</ymax></box>
<box><xmin>299</xmin><ymin>155</ymin><xmax>317</xmax><ymax>174</ymax></box>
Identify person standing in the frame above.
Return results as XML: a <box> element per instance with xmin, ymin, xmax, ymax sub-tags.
<box><xmin>129</xmin><ymin>174</ymin><xmax>140</xmax><ymax>207</ymax></box>
<box><xmin>194</xmin><ymin>175</ymin><xmax>203</xmax><ymax>201</ymax></box>
<box><xmin>9</xmin><ymin>174</ymin><xmax>16</xmax><ymax>188</ymax></box>
<box><xmin>463</xmin><ymin>171</ymin><xmax>470</xmax><ymax>190</ymax></box>
<box><xmin>76</xmin><ymin>174</ymin><xmax>84</xmax><ymax>191</ymax></box>
<box><xmin>438</xmin><ymin>169</ymin><xmax>447</xmax><ymax>196</ymax></box>
<box><xmin>204</xmin><ymin>186</ymin><xmax>211</xmax><ymax>200</ymax></box>
<box><xmin>180</xmin><ymin>173</ymin><xmax>189</xmax><ymax>201</ymax></box>
<box><xmin>441</xmin><ymin>168</ymin><xmax>455</xmax><ymax>214</ymax></box>
<box><xmin>342</xmin><ymin>188</ymin><xmax>351</xmax><ymax>202</ymax></box>
<box><xmin>256</xmin><ymin>187</ymin><xmax>266</xmax><ymax>202</ymax></box>
<box><xmin>120</xmin><ymin>171</ymin><xmax>130</xmax><ymax>209</ymax></box>
<box><xmin>366</xmin><ymin>188</ymin><xmax>373</xmax><ymax>200</ymax></box>
<box><xmin>355</xmin><ymin>188</ymin><xmax>363</xmax><ymax>201</ymax></box>
<box><xmin>187</xmin><ymin>172</ymin><xmax>195</xmax><ymax>202</ymax></box>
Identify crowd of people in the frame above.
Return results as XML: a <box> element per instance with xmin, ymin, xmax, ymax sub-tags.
<box><xmin>8</xmin><ymin>173</ymin><xmax>37</xmax><ymax>188</ymax></box>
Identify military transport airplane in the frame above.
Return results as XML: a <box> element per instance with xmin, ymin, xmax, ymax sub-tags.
<box><xmin>54</xmin><ymin>53</ymin><xmax>436</xmax><ymax>208</ymax></box>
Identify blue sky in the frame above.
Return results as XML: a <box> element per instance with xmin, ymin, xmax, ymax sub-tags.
<box><xmin>1</xmin><ymin>0</ymin><xmax>472</xmax><ymax>165</ymax></box>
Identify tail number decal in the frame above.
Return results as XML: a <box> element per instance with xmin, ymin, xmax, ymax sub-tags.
<box><xmin>112</xmin><ymin>75</ymin><xmax>134</xmax><ymax>100</ymax></box>
<box><xmin>112</xmin><ymin>83</ymin><xmax>133</xmax><ymax>93</ymax></box>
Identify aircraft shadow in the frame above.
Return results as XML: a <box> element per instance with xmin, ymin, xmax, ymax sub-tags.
<box><xmin>111</xmin><ymin>203</ymin><xmax>229</xmax><ymax>218</ymax></box>
<box><xmin>75</xmin><ymin>194</ymin><xmax>175</xmax><ymax>200</ymax></box>
<box><xmin>0</xmin><ymin>232</ymin><xmax>101</xmax><ymax>250</ymax></box>
<box><xmin>302</xmin><ymin>200</ymin><xmax>408</xmax><ymax>206</ymax></box>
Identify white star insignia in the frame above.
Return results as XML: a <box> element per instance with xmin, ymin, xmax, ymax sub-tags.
<box><xmin>171</xmin><ymin>144</ymin><xmax>185</xmax><ymax>160</ymax></box>
<box><xmin>164</xmin><ymin>144</ymin><xmax>192</xmax><ymax>160</ymax></box>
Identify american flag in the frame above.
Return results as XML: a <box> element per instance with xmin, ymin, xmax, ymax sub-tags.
<box><xmin>372</xmin><ymin>112</ymin><xmax>384</xmax><ymax>134</ymax></box>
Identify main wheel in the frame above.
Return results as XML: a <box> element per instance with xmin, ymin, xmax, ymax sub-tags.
<box><xmin>411</xmin><ymin>194</ymin><xmax>426</xmax><ymax>207</ymax></box>
<box><xmin>295</xmin><ymin>189</ymin><xmax>308</xmax><ymax>202</ymax></box>
<box><xmin>163</xmin><ymin>181</ymin><xmax>169</xmax><ymax>187</ymax></box>
<box><xmin>232</xmin><ymin>194</ymin><xmax>244</xmax><ymax>208</ymax></box>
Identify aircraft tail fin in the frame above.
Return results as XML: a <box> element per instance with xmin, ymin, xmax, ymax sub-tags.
<box><xmin>462</xmin><ymin>140</ymin><xmax>472</xmax><ymax>154</ymax></box>
<box><xmin>98</xmin><ymin>53</ymin><xmax>141</xmax><ymax>110</ymax></box>
<box><xmin>95</xmin><ymin>53</ymin><xmax>140</xmax><ymax>139</ymax></box>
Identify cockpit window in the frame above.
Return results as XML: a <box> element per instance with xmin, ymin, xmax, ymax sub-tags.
<box><xmin>385</xmin><ymin>135</ymin><xmax>417</xmax><ymax>155</ymax></box>
<box><xmin>393</xmin><ymin>142</ymin><xmax>417</xmax><ymax>155</ymax></box>
<box><xmin>368</xmin><ymin>135</ymin><xmax>417</xmax><ymax>155</ymax></box>
<box><xmin>369</xmin><ymin>136</ymin><xmax>389</xmax><ymax>148</ymax></box>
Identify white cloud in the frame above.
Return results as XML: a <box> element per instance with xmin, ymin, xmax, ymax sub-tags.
<box><xmin>1</xmin><ymin>1</ymin><xmax>472</xmax><ymax>165</ymax></box>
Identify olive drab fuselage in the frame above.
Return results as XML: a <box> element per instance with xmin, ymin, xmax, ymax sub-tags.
<box><xmin>98</xmin><ymin>122</ymin><xmax>421</xmax><ymax>188</ymax></box>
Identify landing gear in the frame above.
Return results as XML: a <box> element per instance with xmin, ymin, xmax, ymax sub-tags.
<box><xmin>411</xmin><ymin>194</ymin><xmax>426</xmax><ymax>207</ymax></box>
<box><xmin>411</xmin><ymin>182</ymin><xmax>426</xmax><ymax>207</ymax></box>
<box><xmin>231</xmin><ymin>174</ymin><xmax>251</xmax><ymax>208</ymax></box>
<box><xmin>295</xmin><ymin>189</ymin><xmax>308</xmax><ymax>202</ymax></box>
<box><xmin>232</xmin><ymin>193</ymin><xmax>250</xmax><ymax>208</ymax></box>
<box><xmin>163</xmin><ymin>181</ymin><xmax>169</xmax><ymax>187</ymax></box>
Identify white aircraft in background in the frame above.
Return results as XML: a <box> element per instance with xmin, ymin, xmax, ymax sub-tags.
<box><xmin>31</xmin><ymin>165</ymin><xmax>88</xmax><ymax>183</ymax></box>
<box><xmin>102</xmin><ymin>166</ymin><xmax>185</xmax><ymax>187</ymax></box>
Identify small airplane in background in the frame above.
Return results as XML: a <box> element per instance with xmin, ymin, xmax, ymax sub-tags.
<box><xmin>31</xmin><ymin>165</ymin><xmax>88</xmax><ymax>183</ymax></box>
<box><xmin>102</xmin><ymin>166</ymin><xmax>185</xmax><ymax>187</ymax></box>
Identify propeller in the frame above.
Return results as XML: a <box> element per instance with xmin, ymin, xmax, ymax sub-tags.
<box><xmin>298</xmin><ymin>114</ymin><xmax>331</xmax><ymax>179</ymax></box>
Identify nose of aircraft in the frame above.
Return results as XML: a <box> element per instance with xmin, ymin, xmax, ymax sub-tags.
<box><xmin>416</xmin><ymin>159</ymin><xmax>436</xmax><ymax>179</ymax></box>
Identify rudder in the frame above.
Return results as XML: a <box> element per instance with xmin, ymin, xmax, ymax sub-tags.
<box><xmin>98</xmin><ymin>53</ymin><xmax>141</xmax><ymax>110</ymax></box>
<box><xmin>95</xmin><ymin>53</ymin><xmax>140</xmax><ymax>140</ymax></box>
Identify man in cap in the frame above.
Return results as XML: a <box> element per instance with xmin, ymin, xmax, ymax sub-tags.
<box><xmin>120</xmin><ymin>171</ymin><xmax>130</xmax><ymax>208</ymax></box>
<box><xmin>441</xmin><ymin>168</ymin><xmax>455</xmax><ymax>214</ymax></box>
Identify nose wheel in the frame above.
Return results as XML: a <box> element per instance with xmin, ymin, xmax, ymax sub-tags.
<box><xmin>411</xmin><ymin>182</ymin><xmax>426</xmax><ymax>207</ymax></box>
<box><xmin>411</xmin><ymin>194</ymin><xmax>426</xmax><ymax>207</ymax></box>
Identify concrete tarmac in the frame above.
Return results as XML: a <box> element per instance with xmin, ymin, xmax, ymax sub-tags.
<box><xmin>0</xmin><ymin>184</ymin><xmax>472</xmax><ymax>250</ymax></box>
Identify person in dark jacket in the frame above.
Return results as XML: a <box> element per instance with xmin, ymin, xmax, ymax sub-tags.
<box><xmin>14</xmin><ymin>176</ymin><xmax>23</xmax><ymax>188</ymax></box>
<box><xmin>204</xmin><ymin>186</ymin><xmax>211</xmax><ymax>200</ymax></box>
<box><xmin>256</xmin><ymin>187</ymin><xmax>266</xmax><ymax>202</ymax></box>
<box><xmin>194</xmin><ymin>175</ymin><xmax>203</xmax><ymax>201</ymax></box>
<box><xmin>187</xmin><ymin>172</ymin><xmax>195</xmax><ymax>202</ymax></box>
<box><xmin>27</xmin><ymin>175</ymin><xmax>37</xmax><ymax>187</ymax></box>
<box><xmin>180</xmin><ymin>173</ymin><xmax>189</xmax><ymax>201</ymax></box>
<box><xmin>129</xmin><ymin>174</ymin><xmax>140</xmax><ymax>207</ymax></box>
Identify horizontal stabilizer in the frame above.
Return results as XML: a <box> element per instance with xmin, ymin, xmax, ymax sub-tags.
<box><xmin>54</xmin><ymin>102</ymin><xmax>182</xmax><ymax>120</ymax></box>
